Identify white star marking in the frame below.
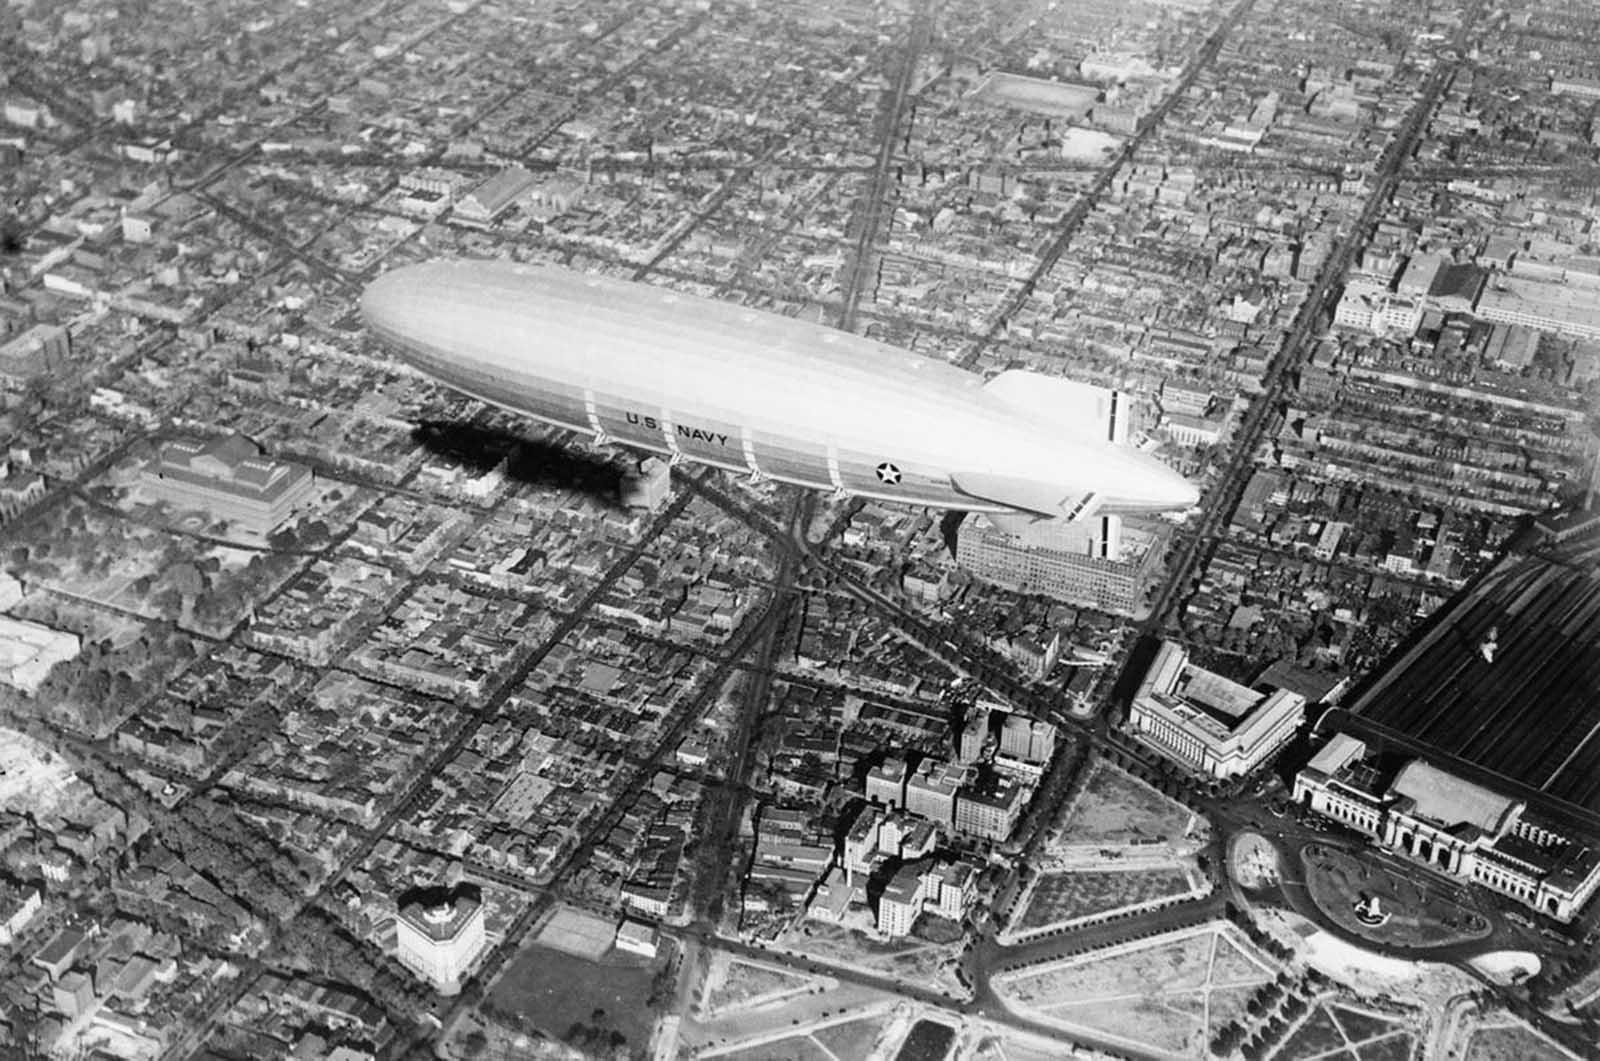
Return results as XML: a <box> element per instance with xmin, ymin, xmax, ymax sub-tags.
<box><xmin>875</xmin><ymin>462</ymin><xmax>902</xmax><ymax>485</ymax></box>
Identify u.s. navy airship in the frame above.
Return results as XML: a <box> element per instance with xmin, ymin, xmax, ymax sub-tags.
<box><xmin>360</xmin><ymin>259</ymin><xmax>1200</xmax><ymax>522</ymax></box>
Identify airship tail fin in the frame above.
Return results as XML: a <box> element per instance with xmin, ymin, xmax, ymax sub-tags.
<box><xmin>951</xmin><ymin>471</ymin><xmax>1099</xmax><ymax>523</ymax></box>
<box><xmin>984</xmin><ymin>370</ymin><xmax>1128</xmax><ymax>445</ymax></box>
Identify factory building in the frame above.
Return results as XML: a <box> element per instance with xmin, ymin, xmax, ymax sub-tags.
<box><xmin>1128</xmin><ymin>640</ymin><xmax>1305</xmax><ymax>779</ymax></box>
<box><xmin>1295</xmin><ymin>734</ymin><xmax>1600</xmax><ymax>922</ymax></box>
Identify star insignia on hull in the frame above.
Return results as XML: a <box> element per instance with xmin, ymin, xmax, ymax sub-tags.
<box><xmin>875</xmin><ymin>462</ymin><xmax>902</xmax><ymax>485</ymax></box>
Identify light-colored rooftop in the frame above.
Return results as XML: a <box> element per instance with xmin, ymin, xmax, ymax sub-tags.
<box><xmin>1390</xmin><ymin>760</ymin><xmax>1519</xmax><ymax>835</ymax></box>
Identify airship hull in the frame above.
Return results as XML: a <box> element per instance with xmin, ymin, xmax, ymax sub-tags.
<box><xmin>361</xmin><ymin>260</ymin><xmax>1200</xmax><ymax>519</ymax></box>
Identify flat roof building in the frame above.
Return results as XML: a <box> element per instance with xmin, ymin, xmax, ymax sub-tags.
<box><xmin>875</xmin><ymin>859</ymin><xmax>978</xmax><ymax>938</ymax></box>
<box><xmin>865</xmin><ymin>757</ymin><xmax>908</xmax><ymax>810</ymax></box>
<box><xmin>0</xmin><ymin>616</ymin><xmax>79</xmax><ymax>694</ymax></box>
<box><xmin>956</xmin><ymin>514</ymin><xmax>1163</xmax><ymax>616</ymax></box>
<box><xmin>142</xmin><ymin>434</ymin><xmax>315</xmax><ymax>537</ymax></box>
<box><xmin>1129</xmin><ymin>640</ymin><xmax>1305</xmax><ymax>780</ymax></box>
<box><xmin>1475</xmin><ymin>276</ymin><xmax>1600</xmax><ymax>341</ymax></box>
<box><xmin>955</xmin><ymin>772</ymin><xmax>1027</xmax><ymax>842</ymax></box>
<box><xmin>1295</xmin><ymin>734</ymin><xmax>1600</xmax><ymax>922</ymax></box>
<box><xmin>395</xmin><ymin>886</ymin><xmax>487</xmax><ymax>995</ymax></box>
<box><xmin>904</xmin><ymin>760</ymin><xmax>965</xmax><ymax>826</ymax></box>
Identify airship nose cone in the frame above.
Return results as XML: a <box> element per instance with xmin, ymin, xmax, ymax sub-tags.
<box><xmin>1109</xmin><ymin>450</ymin><xmax>1201</xmax><ymax>513</ymax></box>
<box><xmin>361</xmin><ymin>264</ymin><xmax>430</xmax><ymax>347</ymax></box>
<box><xmin>1156</xmin><ymin>465</ymin><xmax>1202</xmax><ymax>510</ymax></box>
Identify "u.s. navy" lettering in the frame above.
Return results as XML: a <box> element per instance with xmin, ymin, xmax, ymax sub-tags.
<box><xmin>625</xmin><ymin>411</ymin><xmax>727</xmax><ymax>446</ymax></box>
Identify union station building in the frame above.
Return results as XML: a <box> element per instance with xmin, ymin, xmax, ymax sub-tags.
<box><xmin>1294</xmin><ymin>733</ymin><xmax>1600</xmax><ymax>922</ymax></box>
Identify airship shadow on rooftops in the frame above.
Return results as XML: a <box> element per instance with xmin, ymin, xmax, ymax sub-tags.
<box><xmin>412</xmin><ymin>420</ymin><xmax>626</xmax><ymax>510</ymax></box>
<box><xmin>367</xmin><ymin>259</ymin><xmax>1201</xmax><ymax>525</ymax></box>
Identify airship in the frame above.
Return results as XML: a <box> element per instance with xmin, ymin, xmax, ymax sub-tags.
<box><xmin>360</xmin><ymin>259</ymin><xmax>1200</xmax><ymax>522</ymax></box>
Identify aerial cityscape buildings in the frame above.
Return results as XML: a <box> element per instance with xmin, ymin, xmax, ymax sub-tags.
<box><xmin>2</xmin><ymin>0</ymin><xmax>1600</xmax><ymax>1058</ymax></box>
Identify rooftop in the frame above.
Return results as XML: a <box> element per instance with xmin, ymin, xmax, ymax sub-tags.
<box><xmin>1346</xmin><ymin>528</ymin><xmax>1600</xmax><ymax>821</ymax></box>
<box><xmin>1390</xmin><ymin>760</ymin><xmax>1519</xmax><ymax>835</ymax></box>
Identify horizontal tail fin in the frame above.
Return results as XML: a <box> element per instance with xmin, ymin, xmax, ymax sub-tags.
<box><xmin>950</xmin><ymin>471</ymin><xmax>1099</xmax><ymax>523</ymax></box>
<box><xmin>983</xmin><ymin>370</ymin><xmax>1127</xmax><ymax>445</ymax></box>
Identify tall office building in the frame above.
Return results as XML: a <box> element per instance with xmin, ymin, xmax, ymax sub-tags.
<box><xmin>998</xmin><ymin>714</ymin><xmax>1056</xmax><ymax>766</ymax></box>
<box><xmin>904</xmin><ymin>760</ymin><xmax>965</xmax><ymax>826</ymax></box>
<box><xmin>865</xmin><ymin>757</ymin><xmax>908</xmax><ymax>810</ymax></box>
<box><xmin>957</xmin><ymin>708</ymin><xmax>990</xmax><ymax>764</ymax></box>
<box><xmin>394</xmin><ymin>886</ymin><xmax>487</xmax><ymax>995</ymax></box>
<box><xmin>955</xmin><ymin>773</ymin><xmax>1027</xmax><ymax>842</ymax></box>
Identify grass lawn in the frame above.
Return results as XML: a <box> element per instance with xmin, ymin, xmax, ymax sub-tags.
<box><xmin>1354</xmin><ymin>1032</ymin><xmax>1418</xmax><ymax>1061</ymax></box>
<box><xmin>488</xmin><ymin>942</ymin><xmax>658</xmax><ymax>1059</ymax></box>
<box><xmin>1050</xmin><ymin>994</ymin><xmax>1203</xmax><ymax>1055</ymax></box>
<box><xmin>1057</xmin><ymin>760</ymin><xmax>1197</xmax><ymax>844</ymax></box>
<box><xmin>894</xmin><ymin>1019</ymin><xmax>956</xmax><ymax>1061</ymax></box>
<box><xmin>1464</xmin><ymin>1021</ymin><xmax>1580</xmax><ymax>1061</ymax></box>
<box><xmin>704</xmin><ymin>958</ymin><xmax>813</xmax><ymax>1013</ymax></box>
<box><xmin>1277</xmin><ymin>1008</ymin><xmax>1347</xmax><ymax>1059</ymax></box>
<box><xmin>1329</xmin><ymin>1004</ymin><xmax>1404</xmax><ymax>1045</ymax></box>
<box><xmin>721</xmin><ymin>1037</ymin><xmax>832</xmax><ymax>1061</ymax></box>
<box><xmin>812</xmin><ymin>1017</ymin><xmax>886</xmax><ymax>1059</ymax></box>
<box><xmin>1301</xmin><ymin>844</ymin><xmax>1491</xmax><ymax>948</ymax></box>
<box><xmin>995</xmin><ymin>923</ymin><xmax>1277</xmax><ymax>1056</ymax></box>
<box><xmin>1016</xmin><ymin>867</ymin><xmax>1192</xmax><ymax>929</ymax></box>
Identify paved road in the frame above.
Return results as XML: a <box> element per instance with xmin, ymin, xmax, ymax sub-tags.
<box><xmin>1140</xmin><ymin>29</ymin><xmax>1470</xmax><ymax>640</ymax></box>
<box><xmin>956</xmin><ymin>0</ymin><xmax>1259</xmax><ymax>372</ymax></box>
<box><xmin>836</xmin><ymin>0</ymin><xmax>933</xmax><ymax>334</ymax></box>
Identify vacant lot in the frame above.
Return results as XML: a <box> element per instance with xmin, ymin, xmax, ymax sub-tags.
<box><xmin>1057</xmin><ymin>760</ymin><xmax>1199</xmax><ymax>845</ymax></box>
<box><xmin>704</xmin><ymin>957</ymin><xmax>814</xmax><ymax>1014</ymax></box>
<box><xmin>1465</xmin><ymin>1020</ymin><xmax>1582</xmax><ymax>1061</ymax></box>
<box><xmin>1016</xmin><ymin>867</ymin><xmax>1193</xmax><ymax>929</ymax></box>
<box><xmin>489</xmin><ymin>943</ymin><xmax>658</xmax><ymax>1059</ymax></box>
<box><xmin>994</xmin><ymin>922</ymin><xmax>1276</xmax><ymax>1056</ymax></box>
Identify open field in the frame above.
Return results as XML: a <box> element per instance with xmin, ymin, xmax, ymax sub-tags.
<box><xmin>706</xmin><ymin>1014</ymin><xmax>890</xmax><ymax>1061</ymax></box>
<box><xmin>1278</xmin><ymin>1009</ymin><xmax>1346</xmax><ymax>1058</ymax></box>
<box><xmin>895</xmin><ymin>1019</ymin><xmax>956</xmax><ymax>1061</ymax></box>
<box><xmin>1273</xmin><ymin>1001</ymin><xmax>1416</xmax><ymax>1061</ymax></box>
<box><xmin>704</xmin><ymin>956</ymin><xmax>817</xmax><ymax>1014</ymax></box>
<box><xmin>994</xmin><ymin>922</ymin><xmax>1276</xmax><ymax>1056</ymax></box>
<box><xmin>788</xmin><ymin>921</ymin><xmax>965</xmax><ymax>997</ymax></box>
<box><xmin>488</xmin><ymin>943</ymin><xmax>658</xmax><ymax>1058</ymax></box>
<box><xmin>812</xmin><ymin>1017</ymin><xmax>888</xmax><ymax>1059</ymax></box>
<box><xmin>1015</xmin><ymin>866</ymin><xmax>1194</xmax><ymax>929</ymax></box>
<box><xmin>1055</xmin><ymin>760</ymin><xmax>1200</xmax><ymax>845</ymax></box>
<box><xmin>1463</xmin><ymin>1020</ymin><xmax>1583</xmax><ymax>1061</ymax></box>
<box><xmin>718</xmin><ymin>1037</ymin><xmax>832</xmax><ymax>1061</ymax></box>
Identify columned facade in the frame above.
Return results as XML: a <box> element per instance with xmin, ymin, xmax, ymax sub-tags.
<box><xmin>1295</xmin><ymin>734</ymin><xmax>1600</xmax><ymax>923</ymax></box>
